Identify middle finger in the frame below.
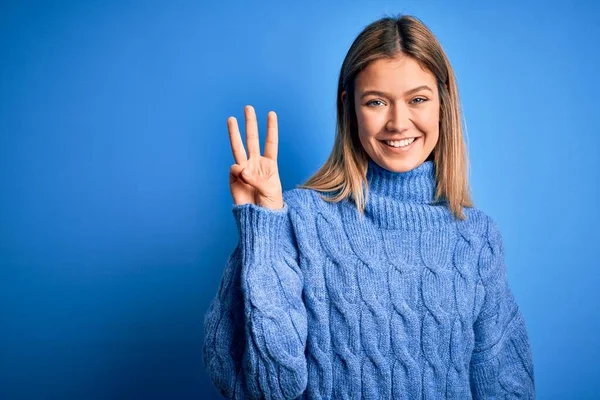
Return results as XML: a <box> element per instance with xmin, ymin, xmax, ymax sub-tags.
<box><xmin>245</xmin><ymin>105</ymin><xmax>260</xmax><ymax>158</ymax></box>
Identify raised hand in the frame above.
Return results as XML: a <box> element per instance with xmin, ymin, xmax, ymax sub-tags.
<box><xmin>227</xmin><ymin>105</ymin><xmax>284</xmax><ymax>210</ymax></box>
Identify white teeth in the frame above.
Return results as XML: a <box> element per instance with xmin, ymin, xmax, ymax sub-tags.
<box><xmin>384</xmin><ymin>138</ymin><xmax>416</xmax><ymax>148</ymax></box>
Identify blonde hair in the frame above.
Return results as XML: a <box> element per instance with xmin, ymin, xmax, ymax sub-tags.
<box><xmin>297</xmin><ymin>14</ymin><xmax>473</xmax><ymax>220</ymax></box>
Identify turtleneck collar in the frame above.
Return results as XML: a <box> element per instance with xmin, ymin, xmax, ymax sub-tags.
<box><xmin>350</xmin><ymin>159</ymin><xmax>453</xmax><ymax>230</ymax></box>
<box><xmin>366</xmin><ymin>159</ymin><xmax>437</xmax><ymax>203</ymax></box>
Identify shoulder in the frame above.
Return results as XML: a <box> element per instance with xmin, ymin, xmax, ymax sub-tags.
<box><xmin>460</xmin><ymin>206</ymin><xmax>504</xmax><ymax>247</ymax></box>
<box><xmin>282</xmin><ymin>187</ymin><xmax>333</xmax><ymax>214</ymax></box>
<box><xmin>282</xmin><ymin>188</ymin><xmax>313</xmax><ymax>209</ymax></box>
<box><xmin>466</xmin><ymin>210</ymin><xmax>509</xmax><ymax>286</ymax></box>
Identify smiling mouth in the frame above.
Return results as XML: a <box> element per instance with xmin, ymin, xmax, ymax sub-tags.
<box><xmin>379</xmin><ymin>137</ymin><xmax>420</xmax><ymax>150</ymax></box>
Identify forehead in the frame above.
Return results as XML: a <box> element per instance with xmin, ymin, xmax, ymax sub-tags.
<box><xmin>355</xmin><ymin>55</ymin><xmax>437</xmax><ymax>93</ymax></box>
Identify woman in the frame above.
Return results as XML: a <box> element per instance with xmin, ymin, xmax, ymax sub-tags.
<box><xmin>203</xmin><ymin>14</ymin><xmax>535</xmax><ymax>399</ymax></box>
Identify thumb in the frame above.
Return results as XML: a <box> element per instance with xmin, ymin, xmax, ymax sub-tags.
<box><xmin>240</xmin><ymin>168</ymin><xmax>255</xmax><ymax>186</ymax></box>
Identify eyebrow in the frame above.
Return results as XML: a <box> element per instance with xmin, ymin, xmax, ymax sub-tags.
<box><xmin>359</xmin><ymin>85</ymin><xmax>433</xmax><ymax>99</ymax></box>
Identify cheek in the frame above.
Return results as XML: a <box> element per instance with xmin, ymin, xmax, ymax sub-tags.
<box><xmin>423</xmin><ymin>126</ymin><xmax>440</xmax><ymax>152</ymax></box>
<box><xmin>357</xmin><ymin>110</ymin><xmax>383</xmax><ymax>138</ymax></box>
<box><xmin>357</xmin><ymin>126</ymin><xmax>373</xmax><ymax>152</ymax></box>
<box><xmin>355</xmin><ymin>112</ymin><xmax>369</xmax><ymax>142</ymax></box>
<box><xmin>414</xmin><ymin>108</ymin><xmax>440</xmax><ymax>137</ymax></box>
<box><xmin>425</xmin><ymin>132</ymin><xmax>439</xmax><ymax>149</ymax></box>
<box><xmin>420</xmin><ymin>106</ymin><xmax>440</xmax><ymax>127</ymax></box>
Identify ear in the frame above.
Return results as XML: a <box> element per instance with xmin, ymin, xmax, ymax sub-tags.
<box><xmin>341</xmin><ymin>90</ymin><xmax>346</xmax><ymax>104</ymax></box>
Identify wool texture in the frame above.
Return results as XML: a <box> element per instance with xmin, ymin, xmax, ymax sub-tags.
<box><xmin>203</xmin><ymin>159</ymin><xmax>535</xmax><ymax>399</ymax></box>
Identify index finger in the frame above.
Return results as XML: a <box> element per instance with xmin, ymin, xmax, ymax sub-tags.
<box><xmin>227</xmin><ymin>116</ymin><xmax>247</xmax><ymax>164</ymax></box>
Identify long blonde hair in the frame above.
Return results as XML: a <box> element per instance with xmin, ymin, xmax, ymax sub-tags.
<box><xmin>298</xmin><ymin>14</ymin><xmax>473</xmax><ymax>220</ymax></box>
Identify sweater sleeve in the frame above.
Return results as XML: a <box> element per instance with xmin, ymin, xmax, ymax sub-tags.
<box><xmin>469</xmin><ymin>216</ymin><xmax>535</xmax><ymax>398</ymax></box>
<box><xmin>203</xmin><ymin>201</ymin><xmax>308</xmax><ymax>399</ymax></box>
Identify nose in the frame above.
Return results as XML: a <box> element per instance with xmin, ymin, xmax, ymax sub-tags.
<box><xmin>385</xmin><ymin>103</ymin><xmax>411</xmax><ymax>132</ymax></box>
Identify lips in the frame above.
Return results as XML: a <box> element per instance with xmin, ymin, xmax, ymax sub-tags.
<box><xmin>379</xmin><ymin>137</ymin><xmax>420</xmax><ymax>150</ymax></box>
<box><xmin>380</xmin><ymin>137</ymin><xmax>419</xmax><ymax>142</ymax></box>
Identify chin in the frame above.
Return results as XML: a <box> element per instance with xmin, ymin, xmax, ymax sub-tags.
<box><xmin>377</xmin><ymin>157</ymin><xmax>421</xmax><ymax>173</ymax></box>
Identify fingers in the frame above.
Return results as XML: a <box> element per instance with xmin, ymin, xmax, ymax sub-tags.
<box><xmin>244</xmin><ymin>105</ymin><xmax>260</xmax><ymax>159</ymax></box>
<box><xmin>263</xmin><ymin>111</ymin><xmax>278</xmax><ymax>161</ymax></box>
<box><xmin>229</xmin><ymin>106</ymin><xmax>277</xmax><ymax>164</ymax></box>
<box><xmin>227</xmin><ymin>117</ymin><xmax>247</xmax><ymax>165</ymax></box>
<box><xmin>232</xmin><ymin>163</ymin><xmax>257</xmax><ymax>187</ymax></box>
<box><xmin>229</xmin><ymin>163</ymin><xmax>244</xmax><ymax>184</ymax></box>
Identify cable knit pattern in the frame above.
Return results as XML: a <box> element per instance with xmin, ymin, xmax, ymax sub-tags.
<box><xmin>203</xmin><ymin>160</ymin><xmax>535</xmax><ymax>399</ymax></box>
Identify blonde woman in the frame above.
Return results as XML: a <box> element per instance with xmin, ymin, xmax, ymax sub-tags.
<box><xmin>203</xmin><ymin>14</ymin><xmax>535</xmax><ymax>399</ymax></box>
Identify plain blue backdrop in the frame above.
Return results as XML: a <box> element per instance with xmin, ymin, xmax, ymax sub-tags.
<box><xmin>1</xmin><ymin>0</ymin><xmax>599</xmax><ymax>399</ymax></box>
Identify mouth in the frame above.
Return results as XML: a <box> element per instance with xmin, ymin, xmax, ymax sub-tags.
<box><xmin>379</xmin><ymin>137</ymin><xmax>420</xmax><ymax>152</ymax></box>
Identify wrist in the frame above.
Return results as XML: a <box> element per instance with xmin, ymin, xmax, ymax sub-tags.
<box><xmin>257</xmin><ymin>198</ymin><xmax>284</xmax><ymax>210</ymax></box>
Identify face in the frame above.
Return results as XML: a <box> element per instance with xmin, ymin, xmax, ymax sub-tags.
<box><xmin>343</xmin><ymin>54</ymin><xmax>440</xmax><ymax>173</ymax></box>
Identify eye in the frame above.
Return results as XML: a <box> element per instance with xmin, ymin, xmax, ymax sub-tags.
<box><xmin>411</xmin><ymin>97</ymin><xmax>428</xmax><ymax>104</ymax></box>
<box><xmin>366</xmin><ymin>99</ymin><xmax>385</xmax><ymax>107</ymax></box>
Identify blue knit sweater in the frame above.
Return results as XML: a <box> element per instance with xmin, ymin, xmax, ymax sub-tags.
<box><xmin>203</xmin><ymin>160</ymin><xmax>535</xmax><ymax>399</ymax></box>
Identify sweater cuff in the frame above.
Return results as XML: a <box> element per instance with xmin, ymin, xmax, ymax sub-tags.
<box><xmin>232</xmin><ymin>202</ymin><xmax>289</xmax><ymax>265</ymax></box>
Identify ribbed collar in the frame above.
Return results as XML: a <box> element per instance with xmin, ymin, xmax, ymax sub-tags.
<box><xmin>357</xmin><ymin>159</ymin><xmax>454</xmax><ymax>230</ymax></box>
<box><xmin>366</xmin><ymin>159</ymin><xmax>436</xmax><ymax>203</ymax></box>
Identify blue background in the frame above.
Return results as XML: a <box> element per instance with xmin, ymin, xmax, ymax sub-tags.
<box><xmin>1</xmin><ymin>1</ymin><xmax>599</xmax><ymax>398</ymax></box>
